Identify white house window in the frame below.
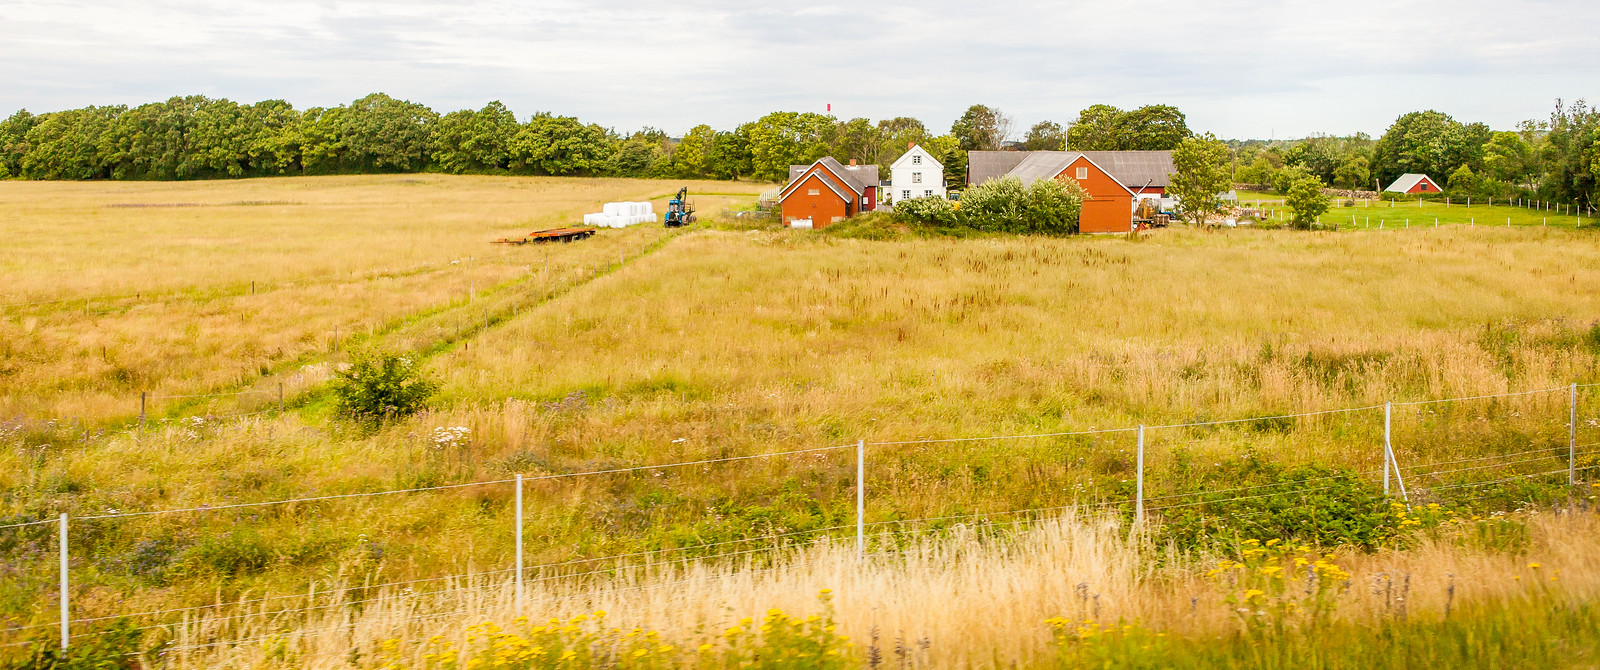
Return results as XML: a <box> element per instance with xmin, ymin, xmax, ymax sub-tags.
<box><xmin>807</xmin><ymin>188</ymin><xmax>820</xmax><ymax>196</ymax></box>
<box><xmin>1075</xmin><ymin>167</ymin><xmax>1089</xmax><ymax>180</ymax></box>
<box><xmin>924</xmin><ymin>189</ymin><xmax>933</xmax><ymax>197</ymax></box>
<box><xmin>913</xmin><ymin>172</ymin><xmax>922</xmax><ymax>183</ymax></box>
<box><xmin>912</xmin><ymin>155</ymin><xmax>922</xmax><ymax>165</ymax></box>
<box><xmin>902</xmin><ymin>190</ymin><xmax>911</xmax><ymax>200</ymax></box>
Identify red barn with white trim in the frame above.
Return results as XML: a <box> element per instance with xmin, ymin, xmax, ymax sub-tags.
<box><xmin>778</xmin><ymin>158</ymin><xmax>879</xmax><ymax>229</ymax></box>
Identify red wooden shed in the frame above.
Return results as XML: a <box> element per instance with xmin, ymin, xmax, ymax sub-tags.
<box><xmin>778</xmin><ymin>158</ymin><xmax>878</xmax><ymax>229</ymax></box>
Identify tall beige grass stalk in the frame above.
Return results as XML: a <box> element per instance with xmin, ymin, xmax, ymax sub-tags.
<box><xmin>147</xmin><ymin>510</ymin><xmax>1600</xmax><ymax>669</ymax></box>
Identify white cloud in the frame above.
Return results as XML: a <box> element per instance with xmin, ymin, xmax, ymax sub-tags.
<box><xmin>0</xmin><ymin>0</ymin><xmax>1595</xmax><ymax>138</ymax></box>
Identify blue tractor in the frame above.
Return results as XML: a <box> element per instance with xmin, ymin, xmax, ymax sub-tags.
<box><xmin>664</xmin><ymin>187</ymin><xmax>697</xmax><ymax>228</ymax></box>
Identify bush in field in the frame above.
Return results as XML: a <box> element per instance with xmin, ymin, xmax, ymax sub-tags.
<box><xmin>12</xmin><ymin>619</ymin><xmax>142</xmax><ymax>669</ymax></box>
<box><xmin>331</xmin><ymin>349</ymin><xmax>439</xmax><ymax>424</ymax></box>
<box><xmin>958</xmin><ymin>176</ymin><xmax>1083</xmax><ymax>235</ymax></box>
<box><xmin>894</xmin><ymin>195</ymin><xmax>959</xmax><ymax>227</ymax></box>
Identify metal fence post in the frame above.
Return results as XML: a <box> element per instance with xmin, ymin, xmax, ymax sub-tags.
<box><xmin>139</xmin><ymin>392</ymin><xmax>146</xmax><ymax>431</ymax></box>
<box><xmin>1383</xmin><ymin>402</ymin><xmax>1392</xmax><ymax>496</ymax></box>
<box><xmin>515</xmin><ymin>474</ymin><xmax>524</xmax><ymax>613</ymax></box>
<box><xmin>58</xmin><ymin>513</ymin><xmax>69</xmax><ymax>651</ymax></box>
<box><xmin>1135</xmin><ymin>425</ymin><xmax>1145</xmax><ymax>522</ymax></box>
<box><xmin>856</xmin><ymin>439</ymin><xmax>865</xmax><ymax>561</ymax></box>
<box><xmin>1572</xmin><ymin>383</ymin><xmax>1580</xmax><ymax>487</ymax></box>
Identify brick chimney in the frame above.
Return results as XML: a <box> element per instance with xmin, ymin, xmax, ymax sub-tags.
<box><xmin>849</xmin><ymin>159</ymin><xmax>857</xmax><ymax>166</ymax></box>
<box><xmin>908</xmin><ymin>141</ymin><xmax>914</xmax><ymax>149</ymax></box>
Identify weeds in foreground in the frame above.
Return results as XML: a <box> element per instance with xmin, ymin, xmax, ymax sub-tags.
<box><xmin>403</xmin><ymin>592</ymin><xmax>851</xmax><ymax>670</ymax></box>
<box><xmin>1045</xmin><ymin>596</ymin><xmax>1600</xmax><ymax>669</ymax></box>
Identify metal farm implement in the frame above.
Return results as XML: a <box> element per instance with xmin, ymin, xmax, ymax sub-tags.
<box><xmin>493</xmin><ymin>227</ymin><xmax>598</xmax><ymax>245</ymax></box>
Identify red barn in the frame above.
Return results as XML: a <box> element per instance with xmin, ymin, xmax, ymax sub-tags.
<box><xmin>1384</xmin><ymin>174</ymin><xmax>1441</xmax><ymax>195</ymax></box>
<box><xmin>969</xmin><ymin>151</ymin><xmax>1174</xmax><ymax>233</ymax></box>
<box><xmin>778</xmin><ymin>158</ymin><xmax>879</xmax><ymax>229</ymax></box>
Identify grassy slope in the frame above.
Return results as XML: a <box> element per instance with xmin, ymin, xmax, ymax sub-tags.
<box><xmin>3</xmin><ymin>178</ymin><xmax>1600</xmax><ymax>665</ymax></box>
<box><xmin>0</xmin><ymin>175</ymin><xmax>766</xmax><ymax>418</ymax></box>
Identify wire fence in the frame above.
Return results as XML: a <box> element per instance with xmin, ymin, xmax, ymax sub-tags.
<box><xmin>2</xmin><ymin>383</ymin><xmax>1596</xmax><ymax>652</ymax></box>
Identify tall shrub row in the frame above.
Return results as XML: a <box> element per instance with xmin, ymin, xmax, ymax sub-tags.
<box><xmin>895</xmin><ymin>176</ymin><xmax>1084</xmax><ymax>235</ymax></box>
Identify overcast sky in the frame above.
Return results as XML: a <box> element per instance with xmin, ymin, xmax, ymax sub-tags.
<box><xmin>2</xmin><ymin>0</ymin><xmax>1597</xmax><ymax>140</ymax></box>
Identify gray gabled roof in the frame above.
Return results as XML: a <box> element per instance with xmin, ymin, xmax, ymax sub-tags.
<box><xmin>967</xmin><ymin>151</ymin><xmax>1029</xmax><ymax>187</ymax></box>
<box><xmin>779</xmin><ymin>164</ymin><xmax>855</xmax><ymax>202</ymax></box>
<box><xmin>787</xmin><ymin>157</ymin><xmax>879</xmax><ymax>194</ymax></box>
<box><xmin>968</xmin><ymin>150</ymin><xmax>1174</xmax><ymax>189</ymax></box>
<box><xmin>1080</xmin><ymin>151</ymin><xmax>1174</xmax><ymax>189</ymax></box>
<box><xmin>1007</xmin><ymin>152</ymin><xmax>1082</xmax><ymax>186</ymax></box>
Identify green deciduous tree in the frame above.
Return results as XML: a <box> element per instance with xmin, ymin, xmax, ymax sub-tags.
<box><xmin>1022</xmin><ymin>121</ymin><xmax>1066</xmax><ymax>150</ymax></box>
<box><xmin>1119</xmin><ymin>105</ymin><xmax>1191</xmax><ymax>150</ymax></box>
<box><xmin>1540</xmin><ymin>99</ymin><xmax>1599</xmax><ymax>209</ymax></box>
<box><xmin>1169</xmin><ymin>133</ymin><xmax>1232</xmax><ymax>227</ymax></box>
<box><xmin>430</xmin><ymin>101</ymin><xmax>518</xmax><ymax>173</ymax></box>
<box><xmin>19</xmin><ymin>105</ymin><xmax>121</xmax><ymax>180</ymax></box>
<box><xmin>337</xmin><ymin>93</ymin><xmax>437</xmax><ymax>173</ymax></box>
<box><xmin>829</xmin><ymin>117</ymin><xmax>878</xmax><ymax>167</ymax></box>
<box><xmin>1447</xmin><ymin>164</ymin><xmax>1480</xmax><ymax>195</ymax></box>
<box><xmin>1065</xmin><ymin>104</ymin><xmax>1123</xmax><ymax>151</ymax></box>
<box><xmin>1272</xmin><ymin>164</ymin><xmax>1314</xmax><ymax>195</ymax></box>
<box><xmin>1332</xmin><ymin>154</ymin><xmax>1371</xmax><ymax>190</ymax></box>
<box><xmin>873</xmin><ymin>117</ymin><xmax>929</xmax><ymax>166</ymax></box>
<box><xmin>509</xmin><ymin>113</ymin><xmax>614</xmax><ymax>176</ymax></box>
<box><xmin>920</xmin><ymin>134</ymin><xmax>965</xmax><ymax>189</ymax></box>
<box><xmin>1067</xmin><ymin>104</ymin><xmax>1191</xmax><ymax>151</ymax></box>
<box><xmin>708</xmin><ymin>124</ymin><xmax>753</xmax><ymax>180</ymax></box>
<box><xmin>1371</xmin><ymin>110</ymin><xmax>1488</xmax><ymax>190</ymax></box>
<box><xmin>669</xmin><ymin>124</ymin><xmax>717</xmax><ymax>179</ymax></box>
<box><xmin>0</xmin><ymin>110</ymin><xmax>36</xmax><ymax>178</ymax></box>
<box><xmin>1286</xmin><ymin>175</ymin><xmax>1331</xmax><ymax>229</ymax></box>
<box><xmin>951</xmin><ymin>104</ymin><xmax>1011</xmax><ymax>151</ymax></box>
<box><xmin>1236</xmin><ymin>155</ymin><xmax>1276</xmax><ymax>189</ymax></box>
<box><xmin>747</xmin><ymin>111</ymin><xmax>835</xmax><ymax>182</ymax></box>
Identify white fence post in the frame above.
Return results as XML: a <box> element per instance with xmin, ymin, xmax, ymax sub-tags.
<box><xmin>515</xmin><ymin>474</ymin><xmax>524</xmax><ymax>614</ymax></box>
<box><xmin>1383</xmin><ymin>402</ymin><xmax>1411</xmax><ymax>507</ymax></box>
<box><xmin>58</xmin><ymin>512</ymin><xmax>69</xmax><ymax>651</ymax></box>
<box><xmin>1135</xmin><ymin>425</ymin><xmax>1145</xmax><ymax>522</ymax></box>
<box><xmin>1573</xmin><ymin>383</ymin><xmax>1580</xmax><ymax>487</ymax></box>
<box><xmin>1383</xmin><ymin>402</ymin><xmax>1392</xmax><ymax>496</ymax></box>
<box><xmin>856</xmin><ymin>440</ymin><xmax>865</xmax><ymax>561</ymax></box>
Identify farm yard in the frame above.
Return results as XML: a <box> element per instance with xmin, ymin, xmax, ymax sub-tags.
<box><xmin>2</xmin><ymin>175</ymin><xmax>1599</xmax><ymax>668</ymax></box>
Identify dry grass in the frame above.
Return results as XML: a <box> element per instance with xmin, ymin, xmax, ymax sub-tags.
<box><xmin>4</xmin><ymin>178</ymin><xmax>1600</xmax><ymax>666</ymax></box>
<box><xmin>137</xmin><ymin>509</ymin><xmax>1600</xmax><ymax>669</ymax></box>
<box><xmin>0</xmin><ymin>175</ymin><xmax>766</xmax><ymax>419</ymax></box>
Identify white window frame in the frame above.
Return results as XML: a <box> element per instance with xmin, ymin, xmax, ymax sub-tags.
<box><xmin>912</xmin><ymin>172</ymin><xmax>922</xmax><ymax>183</ymax></box>
<box><xmin>1075</xmin><ymin>167</ymin><xmax>1089</xmax><ymax>180</ymax></box>
<box><xmin>902</xmin><ymin>190</ymin><xmax>911</xmax><ymax>200</ymax></box>
<box><xmin>912</xmin><ymin>155</ymin><xmax>922</xmax><ymax>165</ymax></box>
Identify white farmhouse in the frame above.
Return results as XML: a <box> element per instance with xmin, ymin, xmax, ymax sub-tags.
<box><xmin>889</xmin><ymin>144</ymin><xmax>945</xmax><ymax>204</ymax></box>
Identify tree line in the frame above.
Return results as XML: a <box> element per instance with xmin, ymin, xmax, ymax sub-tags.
<box><xmin>1232</xmin><ymin>101</ymin><xmax>1597</xmax><ymax>208</ymax></box>
<box><xmin>0</xmin><ymin>95</ymin><xmax>1191</xmax><ymax>188</ymax></box>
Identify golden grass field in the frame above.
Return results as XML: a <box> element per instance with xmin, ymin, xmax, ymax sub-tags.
<box><xmin>3</xmin><ymin>175</ymin><xmax>1600</xmax><ymax>667</ymax></box>
<box><xmin>0</xmin><ymin>175</ymin><xmax>765</xmax><ymax>419</ymax></box>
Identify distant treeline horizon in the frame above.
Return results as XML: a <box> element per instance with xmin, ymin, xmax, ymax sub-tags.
<box><xmin>0</xmin><ymin>94</ymin><xmax>1593</xmax><ymax>206</ymax></box>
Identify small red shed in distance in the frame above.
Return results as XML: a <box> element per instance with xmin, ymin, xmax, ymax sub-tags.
<box><xmin>779</xmin><ymin>157</ymin><xmax>879</xmax><ymax>229</ymax></box>
<box><xmin>1384</xmin><ymin>174</ymin><xmax>1442</xmax><ymax>195</ymax></box>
